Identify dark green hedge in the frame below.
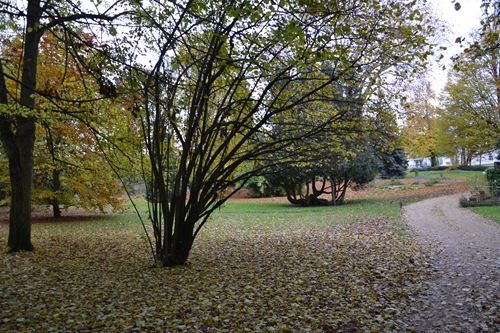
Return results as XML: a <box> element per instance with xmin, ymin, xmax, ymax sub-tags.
<box><xmin>409</xmin><ymin>166</ymin><xmax>448</xmax><ymax>172</ymax></box>
<box><xmin>486</xmin><ymin>168</ymin><xmax>500</xmax><ymax>197</ymax></box>
<box><xmin>458</xmin><ymin>165</ymin><xmax>490</xmax><ymax>171</ymax></box>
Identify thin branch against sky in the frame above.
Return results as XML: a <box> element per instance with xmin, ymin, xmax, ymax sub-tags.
<box><xmin>428</xmin><ymin>0</ymin><xmax>482</xmax><ymax>93</ymax></box>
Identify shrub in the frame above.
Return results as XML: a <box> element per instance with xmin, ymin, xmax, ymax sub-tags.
<box><xmin>485</xmin><ymin>168</ymin><xmax>500</xmax><ymax>197</ymax></box>
<box><xmin>411</xmin><ymin>165</ymin><xmax>490</xmax><ymax>172</ymax></box>
<box><xmin>460</xmin><ymin>196</ymin><xmax>498</xmax><ymax>207</ymax></box>
<box><xmin>243</xmin><ymin>176</ymin><xmax>286</xmax><ymax>197</ymax></box>
<box><xmin>424</xmin><ymin>178</ymin><xmax>439</xmax><ymax>186</ymax></box>
<box><xmin>466</xmin><ymin>174</ymin><xmax>488</xmax><ymax>192</ymax></box>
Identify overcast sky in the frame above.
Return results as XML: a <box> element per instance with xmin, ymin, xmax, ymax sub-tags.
<box><xmin>428</xmin><ymin>0</ymin><xmax>483</xmax><ymax>93</ymax></box>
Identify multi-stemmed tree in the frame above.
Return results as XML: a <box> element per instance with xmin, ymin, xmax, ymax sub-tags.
<box><xmin>1</xmin><ymin>0</ymin><xmax>436</xmax><ymax>265</ymax></box>
<box><xmin>123</xmin><ymin>0</ymin><xmax>436</xmax><ymax>266</ymax></box>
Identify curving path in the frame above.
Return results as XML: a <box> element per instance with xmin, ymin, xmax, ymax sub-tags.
<box><xmin>400</xmin><ymin>193</ymin><xmax>499</xmax><ymax>332</ymax></box>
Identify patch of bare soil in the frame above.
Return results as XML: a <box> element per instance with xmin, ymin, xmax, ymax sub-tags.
<box><xmin>399</xmin><ymin>193</ymin><xmax>499</xmax><ymax>332</ymax></box>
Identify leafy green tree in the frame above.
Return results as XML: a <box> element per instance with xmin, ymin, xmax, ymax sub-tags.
<box><xmin>438</xmin><ymin>61</ymin><xmax>498</xmax><ymax>165</ymax></box>
<box><xmin>449</xmin><ymin>0</ymin><xmax>499</xmax><ymax>136</ymax></box>
<box><xmin>269</xmin><ymin>144</ymin><xmax>379</xmax><ymax>206</ymax></box>
<box><xmin>263</xmin><ymin>75</ymin><xmax>375</xmax><ymax>206</ymax></box>
<box><xmin>453</xmin><ymin>0</ymin><xmax>499</xmax><ymax>111</ymax></box>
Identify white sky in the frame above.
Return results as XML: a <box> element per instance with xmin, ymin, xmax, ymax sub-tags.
<box><xmin>428</xmin><ymin>0</ymin><xmax>483</xmax><ymax>93</ymax></box>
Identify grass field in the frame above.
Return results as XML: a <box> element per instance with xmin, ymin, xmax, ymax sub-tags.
<box><xmin>0</xmin><ymin>175</ymin><xmax>481</xmax><ymax>332</ymax></box>
<box><xmin>472</xmin><ymin>206</ymin><xmax>500</xmax><ymax>223</ymax></box>
<box><xmin>405</xmin><ymin>170</ymin><xmax>485</xmax><ymax>181</ymax></box>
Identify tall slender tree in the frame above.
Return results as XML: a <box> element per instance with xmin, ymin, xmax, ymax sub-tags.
<box><xmin>401</xmin><ymin>80</ymin><xmax>440</xmax><ymax>166</ymax></box>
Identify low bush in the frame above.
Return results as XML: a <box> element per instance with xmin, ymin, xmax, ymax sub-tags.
<box><xmin>458</xmin><ymin>165</ymin><xmax>489</xmax><ymax>171</ymax></box>
<box><xmin>389</xmin><ymin>179</ymin><xmax>403</xmax><ymax>186</ymax></box>
<box><xmin>424</xmin><ymin>178</ymin><xmax>440</xmax><ymax>186</ymax></box>
<box><xmin>409</xmin><ymin>166</ymin><xmax>448</xmax><ymax>172</ymax></box>
<box><xmin>460</xmin><ymin>197</ymin><xmax>498</xmax><ymax>208</ymax></box>
<box><xmin>409</xmin><ymin>165</ymin><xmax>489</xmax><ymax>172</ymax></box>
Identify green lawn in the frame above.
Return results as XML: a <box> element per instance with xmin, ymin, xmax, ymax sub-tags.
<box><xmin>405</xmin><ymin>170</ymin><xmax>485</xmax><ymax>181</ymax></box>
<box><xmin>472</xmin><ymin>206</ymin><xmax>500</xmax><ymax>223</ymax></box>
<box><xmin>211</xmin><ymin>198</ymin><xmax>401</xmax><ymax>229</ymax></box>
<box><xmin>23</xmin><ymin>198</ymin><xmax>401</xmax><ymax>238</ymax></box>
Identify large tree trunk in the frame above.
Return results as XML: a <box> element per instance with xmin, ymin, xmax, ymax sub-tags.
<box><xmin>7</xmin><ymin>120</ymin><xmax>36</xmax><ymax>251</ymax></box>
<box><xmin>161</xmin><ymin>235</ymin><xmax>192</xmax><ymax>267</ymax></box>
<box><xmin>0</xmin><ymin>1</ymin><xmax>42</xmax><ymax>251</ymax></box>
<box><xmin>283</xmin><ymin>181</ymin><xmax>330</xmax><ymax>206</ymax></box>
<box><xmin>0</xmin><ymin>67</ymin><xmax>36</xmax><ymax>252</ymax></box>
<box><xmin>330</xmin><ymin>177</ymin><xmax>337</xmax><ymax>206</ymax></box>
<box><xmin>335</xmin><ymin>180</ymin><xmax>349</xmax><ymax>205</ymax></box>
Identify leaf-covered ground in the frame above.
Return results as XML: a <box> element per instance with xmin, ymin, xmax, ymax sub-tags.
<box><xmin>0</xmin><ymin>219</ymin><xmax>431</xmax><ymax>331</ymax></box>
<box><xmin>0</xmin><ymin>178</ymin><xmax>470</xmax><ymax>332</ymax></box>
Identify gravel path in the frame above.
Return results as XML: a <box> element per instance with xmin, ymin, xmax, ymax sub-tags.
<box><xmin>400</xmin><ymin>193</ymin><xmax>499</xmax><ymax>332</ymax></box>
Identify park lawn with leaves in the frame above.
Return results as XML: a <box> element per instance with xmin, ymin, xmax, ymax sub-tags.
<box><xmin>0</xmin><ymin>183</ymin><xmax>468</xmax><ymax>332</ymax></box>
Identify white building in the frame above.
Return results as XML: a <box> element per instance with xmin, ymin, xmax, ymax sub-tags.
<box><xmin>470</xmin><ymin>151</ymin><xmax>498</xmax><ymax>167</ymax></box>
<box><xmin>408</xmin><ymin>150</ymin><xmax>499</xmax><ymax>169</ymax></box>
<box><xmin>407</xmin><ymin>156</ymin><xmax>453</xmax><ymax>169</ymax></box>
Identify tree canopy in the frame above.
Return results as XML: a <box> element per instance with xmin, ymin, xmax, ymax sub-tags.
<box><xmin>437</xmin><ymin>57</ymin><xmax>499</xmax><ymax>164</ymax></box>
<box><xmin>0</xmin><ymin>33</ymin><xmax>130</xmax><ymax>217</ymax></box>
